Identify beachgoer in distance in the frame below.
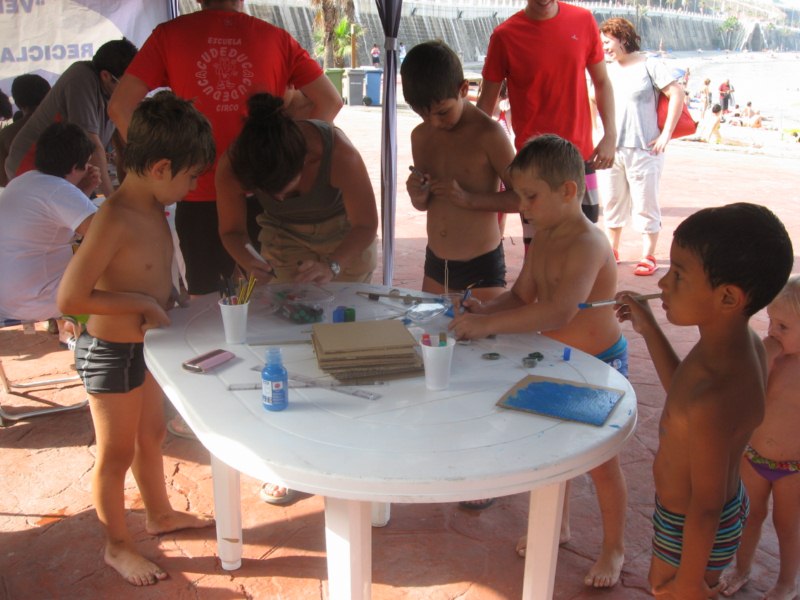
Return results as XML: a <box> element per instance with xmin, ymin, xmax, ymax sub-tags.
<box><xmin>720</xmin><ymin>275</ymin><xmax>800</xmax><ymax>600</ymax></box>
<box><xmin>5</xmin><ymin>39</ymin><xmax>137</xmax><ymax>197</ymax></box>
<box><xmin>0</xmin><ymin>74</ymin><xmax>51</xmax><ymax>187</ymax></box>
<box><xmin>477</xmin><ymin>0</ymin><xmax>617</xmax><ymax>239</ymax></box>
<box><xmin>450</xmin><ymin>135</ymin><xmax>629</xmax><ymax>588</ymax></box>
<box><xmin>701</xmin><ymin>103</ymin><xmax>723</xmax><ymax>144</ymax></box>
<box><xmin>719</xmin><ymin>78</ymin><xmax>734</xmax><ymax>113</ymax></box>
<box><xmin>701</xmin><ymin>78</ymin><xmax>712</xmax><ymax>120</ymax></box>
<box><xmin>57</xmin><ymin>92</ymin><xmax>217</xmax><ymax>586</ymax></box>
<box><xmin>598</xmin><ymin>18</ymin><xmax>686</xmax><ymax>277</ymax></box>
<box><xmin>0</xmin><ymin>122</ymin><xmax>99</xmax><ymax>345</ymax></box>
<box><xmin>109</xmin><ymin>0</ymin><xmax>342</xmax><ymax>296</ymax></box>
<box><xmin>614</xmin><ymin>202</ymin><xmax>793</xmax><ymax>599</ymax></box>
<box><xmin>401</xmin><ymin>41</ymin><xmax>518</xmax><ymax>305</ymax></box>
<box><xmin>371</xmin><ymin>43</ymin><xmax>381</xmax><ymax>66</ymax></box>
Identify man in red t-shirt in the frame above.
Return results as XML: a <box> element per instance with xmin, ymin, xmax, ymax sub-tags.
<box><xmin>477</xmin><ymin>1</ymin><xmax>625</xmax><ymax>590</ymax></box>
<box><xmin>109</xmin><ymin>0</ymin><xmax>342</xmax><ymax>296</ymax></box>
<box><xmin>478</xmin><ymin>0</ymin><xmax>616</xmax><ymax>228</ymax></box>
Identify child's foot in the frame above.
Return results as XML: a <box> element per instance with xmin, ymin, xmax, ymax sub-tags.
<box><xmin>515</xmin><ymin>525</ymin><xmax>571</xmax><ymax>557</ymax></box>
<box><xmin>259</xmin><ymin>482</ymin><xmax>296</xmax><ymax>505</ymax></box>
<box><xmin>719</xmin><ymin>566</ymin><xmax>750</xmax><ymax>596</ymax></box>
<box><xmin>145</xmin><ymin>510</ymin><xmax>214</xmax><ymax>536</ymax></box>
<box><xmin>105</xmin><ymin>541</ymin><xmax>168</xmax><ymax>586</ymax></box>
<box><xmin>583</xmin><ymin>548</ymin><xmax>624</xmax><ymax>588</ymax></box>
<box><xmin>764</xmin><ymin>582</ymin><xmax>799</xmax><ymax>600</ymax></box>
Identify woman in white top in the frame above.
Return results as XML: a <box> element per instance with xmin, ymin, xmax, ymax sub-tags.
<box><xmin>598</xmin><ymin>18</ymin><xmax>684</xmax><ymax>276</ymax></box>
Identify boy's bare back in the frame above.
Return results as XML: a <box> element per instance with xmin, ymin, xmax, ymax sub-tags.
<box><xmin>654</xmin><ymin>329</ymin><xmax>766</xmax><ymax>513</ymax></box>
<box><xmin>411</xmin><ymin>103</ymin><xmax>510</xmax><ymax>261</ymax></box>
<box><xmin>81</xmin><ymin>189</ymin><xmax>174</xmax><ymax>343</ymax></box>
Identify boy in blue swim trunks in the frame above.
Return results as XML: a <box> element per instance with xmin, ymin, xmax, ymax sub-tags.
<box><xmin>58</xmin><ymin>92</ymin><xmax>216</xmax><ymax>586</ymax></box>
<box><xmin>401</xmin><ymin>41</ymin><xmax>519</xmax><ymax>301</ymax></box>
<box><xmin>450</xmin><ymin>135</ymin><xmax>629</xmax><ymax>588</ymax></box>
<box><xmin>615</xmin><ymin>203</ymin><xmax>793</xmax><ymax>598</ymax></box>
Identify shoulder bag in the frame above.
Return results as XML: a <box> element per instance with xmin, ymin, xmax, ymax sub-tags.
<box><xmin>645</xmin><ymin>63</ymin><xmax>697</xmax><ymax>139</ymax></box>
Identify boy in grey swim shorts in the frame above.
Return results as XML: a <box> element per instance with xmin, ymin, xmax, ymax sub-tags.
<box><xmin>58</xmin><ymin>92</ymin><xmax>216</xmax><ymax>586</ymax></box>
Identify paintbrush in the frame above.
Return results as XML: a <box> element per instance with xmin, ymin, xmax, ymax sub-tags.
<box><xmin>578</xmin><ymin>292</ymin><xmax>662</xmax><ymax>309</ymax></box>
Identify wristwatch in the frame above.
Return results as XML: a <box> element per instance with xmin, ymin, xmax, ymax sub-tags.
<box><xmin>328</xmin><ymin>260</ymin><xmax>341</xmax><ymax>277</ymax></box>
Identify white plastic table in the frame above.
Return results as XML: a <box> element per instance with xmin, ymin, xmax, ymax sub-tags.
<box><xmin>144</xmin><ymin>283</ymin><xmax>637</xmax><ymax>600</ymax></box>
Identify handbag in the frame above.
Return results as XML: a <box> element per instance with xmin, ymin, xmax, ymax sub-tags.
<box><xmin>646</xmin><ymin>64</ymin><xmax>697</xmax><ymax>139</ymax></box>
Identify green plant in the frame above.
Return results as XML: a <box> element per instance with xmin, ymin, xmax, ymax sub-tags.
<box><xmin>314</xmin><ymin>17</ymin><xmax>362</xmax><ymax>68</ymax></box>
<box><xmin>719</xmin><ymin>15</ymin><xmax>741</xmax><ymax>50</ymax></box>
<box><xmin>312</xmin><ymin>0</ymin><xmax>358</xmax><ymax>69</ymax></box>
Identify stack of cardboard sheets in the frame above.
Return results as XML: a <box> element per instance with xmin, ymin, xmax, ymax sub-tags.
<box><xmin>311</xmin><ymin>320</ymin><xmax>423</xmax><ymax>382</ymax></box>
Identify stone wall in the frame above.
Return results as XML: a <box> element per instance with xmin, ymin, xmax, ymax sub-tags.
<box><xmin>178</xmin><ymin>0</ymin><xmax>800</xmax><ymax>65</ymax></box>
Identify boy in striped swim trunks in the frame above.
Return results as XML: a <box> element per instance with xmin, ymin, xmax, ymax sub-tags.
<box><xmin>616</xmin><ymin>203</ymin><xmax>793</xmax><ymax>598</ymax></box>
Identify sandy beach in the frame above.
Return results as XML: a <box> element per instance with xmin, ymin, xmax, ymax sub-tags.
<box><xmin>673</xmin><ymin>50</ymin><xmax>800</xmax><ymax>139</ymax></box>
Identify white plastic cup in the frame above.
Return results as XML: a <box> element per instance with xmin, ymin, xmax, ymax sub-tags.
<box><xmin>420</xmin><ymin>337</ymin><xmax>456</xmax><ymax>390</ymax></box>
<box><xmin>219</xmin><ymin>299</ymin><xmax>249</xmax><ymax>344</ymax></box>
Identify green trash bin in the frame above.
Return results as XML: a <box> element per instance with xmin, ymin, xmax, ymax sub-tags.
<box><xmin>325</xmin><ymin>68</ymin><xmax>345</xmax><ymax>99</ymax></box>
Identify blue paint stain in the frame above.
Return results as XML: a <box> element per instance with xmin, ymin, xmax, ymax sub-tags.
<box><xmin>501</xmin><ymin>381</ymin><xmax>624</xmax><ymax>427</ymax></box>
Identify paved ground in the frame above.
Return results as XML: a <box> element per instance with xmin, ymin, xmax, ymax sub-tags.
<box><xmin>1</xmin><ymin>103</ymin><xmax>798</xmax><ymax>599</ymax></box>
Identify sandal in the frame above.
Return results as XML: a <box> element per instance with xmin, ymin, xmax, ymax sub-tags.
<box><xmin>634</xmin><ymin>255</ymin><xmax>657</xmax><ymax>276</ymax></box>
<box><xmin>259</xmin><ymin>482</ymin><xmax>296</xmax><ymax>505</ymax></box>
<box><xmin>166</xmin><ymin>414</ymin><xmax>198</xmax><ymax>441</ymax></box>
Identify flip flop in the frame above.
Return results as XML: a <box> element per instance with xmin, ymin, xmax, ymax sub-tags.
<box><xmin>458</xmin><ymin>498</ymin><xmax>495</xmax><ymax>511</ymax></box>
<box><xmin>634</xmin><ymin>255</ymin><xmax>657</xmax><ymax>276</ymax></box>
<box><xmin>259</xmin><ymin>482</ymin><xmax>296</xmax><ymax>505</ymax></box>
<box><xmin>166</xmin><ymin>415</ymin><xmax>198</xmax><ymax>441</ymax></box>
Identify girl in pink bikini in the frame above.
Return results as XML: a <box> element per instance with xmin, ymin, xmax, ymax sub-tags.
<box><xmin>720</xmin><ymin>275</ymin><xmax>800</xmax><ymax>600</ymax></box>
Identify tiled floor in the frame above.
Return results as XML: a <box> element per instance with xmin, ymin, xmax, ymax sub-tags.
<box><xmin>1</xmin><ymin>104</ymin><xmax>797</xmax><ymax>599</ymax></box>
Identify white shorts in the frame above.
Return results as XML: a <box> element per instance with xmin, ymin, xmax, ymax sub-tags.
<box><xmin>599</xmin><ymin>147</ymin><xmax>664</xmax><ymax>234</ymax></box>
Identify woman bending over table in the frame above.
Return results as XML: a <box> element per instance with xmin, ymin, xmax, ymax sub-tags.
<box><xmin>217</xmin><ymin>93</ymin><xmax>378</xmax><ymax>285</ymax></box>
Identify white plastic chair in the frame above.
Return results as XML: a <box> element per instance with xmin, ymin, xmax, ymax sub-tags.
<box><xmin>0</xmin><ymin>318</ymin><xmax>87</xmax><ymax>426</ymax></box>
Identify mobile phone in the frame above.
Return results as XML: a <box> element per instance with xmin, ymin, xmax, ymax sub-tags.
<box><xmin>182</xmin><ymin>349</ymin><xmax>235</xmax><ymax>373</ymax></box>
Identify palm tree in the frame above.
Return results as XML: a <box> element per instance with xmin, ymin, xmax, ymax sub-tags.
<box><xmin>314</xmin><ymin>17</ymin><xmax>363</xmax><ymax>68</ymax></box>
<box><xmin>719</xmin><ymin>15</ymin><xmax>741</xmax><ymax>50</ymax></box>
<box><xmin>311</xmin><ymin>0</ymin><xmax>359</xmax><ymax>69</ymax></box>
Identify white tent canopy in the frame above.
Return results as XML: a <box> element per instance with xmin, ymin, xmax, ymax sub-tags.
<box><xmin>0</xmin><ymin>2</ymin><xmax>171</xmax><ymax>91</ymax></box>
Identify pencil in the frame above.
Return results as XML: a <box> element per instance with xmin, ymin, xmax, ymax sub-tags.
<box><xmin>578</xmin><ymin>292</ymin><xmax>662</xmax><ymax>309</ymax></box>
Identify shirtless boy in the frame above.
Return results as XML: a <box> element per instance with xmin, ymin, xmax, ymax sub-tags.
<box><xmin>720</xmin><ymin>275</ymin><xmax>800</xmax><ymax>600</ymax></box>
<box><xmin>57</xmin><ymin>92</ymin><xmax>216</xmax><ymax>586</ymax></box>
<box><xmin>450</xmin><ymin>134</ymin><xmax>629</xmax><ymax>588</ymax></box>
<box><xmin>615</xmin><ymin>203</ymin><xmax>793</xmax><ymax>599</ymax></box>
<box><xmin>401</xmin><ymin>41</ymin><xmax>518</xmax><ymax>301</ymax></box>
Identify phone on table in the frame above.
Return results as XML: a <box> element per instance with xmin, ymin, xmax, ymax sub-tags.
<box><xmin>182</xmin><ymin>349</ymin><xmax>235</xmax><ymax>373</ymax></box>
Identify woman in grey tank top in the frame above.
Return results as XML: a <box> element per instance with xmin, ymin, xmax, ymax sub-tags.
<box><xmin>216</xmin><ymin>93</ymin><xmax>378</xmax><ymax>284</ymax></box>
